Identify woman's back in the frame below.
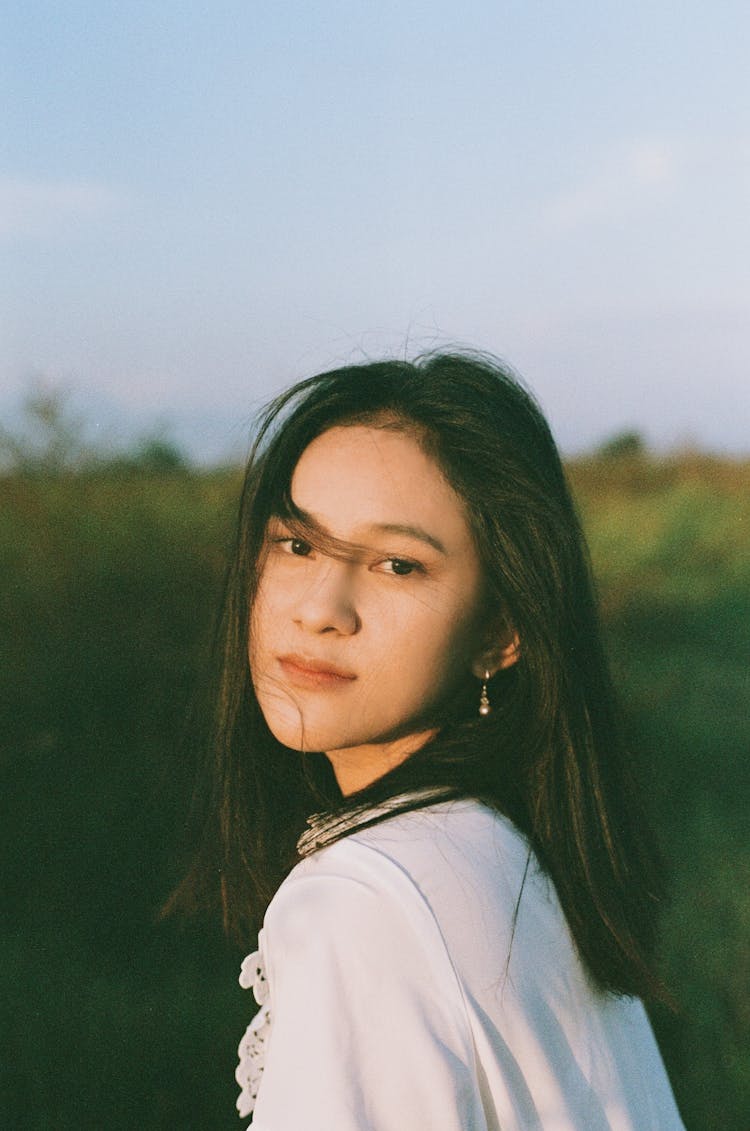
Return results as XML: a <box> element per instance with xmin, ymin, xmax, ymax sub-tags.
<box><xmin>239</xmin><ymin>799</ymin><xmax>685</xmax><ymax>1130</ymax></box>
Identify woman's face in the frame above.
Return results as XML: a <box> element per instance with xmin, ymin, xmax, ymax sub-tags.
<box><xmin>249</xmin><ymin>424</ymin><xmax>500</xmax><ymax>794</ymax></box>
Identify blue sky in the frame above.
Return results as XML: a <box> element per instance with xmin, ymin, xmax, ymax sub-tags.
<box><xmin>3</xmin><ymin>1</ymin><xmax>749</xmax><ymax>460</ymax></box>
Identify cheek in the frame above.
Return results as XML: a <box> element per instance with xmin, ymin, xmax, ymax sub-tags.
<box><xmin>379</xmin><ymin>594</ymin><xmax>481</xmax><ymax>692</ymax></box>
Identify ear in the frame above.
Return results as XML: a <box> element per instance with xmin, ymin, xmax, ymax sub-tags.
<box><xmin>470</xmin><ymin>629</ymin><xmax>520</xmax><ymax>679</ymax></box>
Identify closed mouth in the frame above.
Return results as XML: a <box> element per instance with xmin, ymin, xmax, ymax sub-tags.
<box><xmin>278</xmin><ymin>654</ymin><xmax>357</xmax><ymax>681</ymax></box>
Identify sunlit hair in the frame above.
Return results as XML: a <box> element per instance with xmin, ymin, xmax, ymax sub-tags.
<box><xmin>167</xmin><ymin>351</ymin><xmax>668</xmax><ymax>1003</ymax></box>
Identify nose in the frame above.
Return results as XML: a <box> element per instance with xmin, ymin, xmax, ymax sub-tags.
<box><xmin>292</xmin><ymin>559</ymin><xmax>360</xmax><ymax>636</ymax></box>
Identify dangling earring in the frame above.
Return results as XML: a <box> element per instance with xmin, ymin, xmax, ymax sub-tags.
<box><xmin>479</xmin><ymin>670</ymin><xmax>491</xmax><ymax>717</ymax></box>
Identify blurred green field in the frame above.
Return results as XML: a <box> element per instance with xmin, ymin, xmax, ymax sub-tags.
<box><xmin>1</xmin><ymin>449</ymin><xmax>748</xmax><ymax>1129</ymax></box>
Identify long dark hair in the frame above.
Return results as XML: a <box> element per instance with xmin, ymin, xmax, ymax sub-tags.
<box><xmin>168</xmin><ymin>351</ymin><xmax>668</xmax><ymax>1003</ymax></box>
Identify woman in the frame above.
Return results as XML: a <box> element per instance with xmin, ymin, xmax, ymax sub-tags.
<box><xmin>172</xmin><ymin>352</ymin><xmax>685</xmax><ymax>1129</ymax></box>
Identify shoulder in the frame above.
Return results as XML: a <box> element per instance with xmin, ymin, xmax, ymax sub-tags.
<box><xmin>348</xmin><ymin>797</ymin><xmax>532</xmax><ymax>876</ymax></box>
<box><xmin>259</xmin><ymin>806</ymin><xmax>480</xmax><ymax>1062</ymax></box>
<box><xmin>264</xmin><ymin>799</ymin><xmax>545</xmax><ymax>971</ymax></box>
<box><xmin>250</xmin><ymin>805</ymin><xmax>497</xmax><ymax>1128</ymax></box>
<box><xmin>280</xmin><ymin>798</ymin><xmax>529</xmax><ymax>900</ymax></box>
<box><xmin>262</xmin><ymin>802</ymin><xmax>497</xmax><ymax>962</ymax></box>
<box><xmin>263</xmin><ymin>817</ymin><xmax>442</xmax><ymax>955</ymax></box>
<box><xmin>345</xmin><ymin>798</ymin><xmax>542</xmax><ymax>918</ymax></box>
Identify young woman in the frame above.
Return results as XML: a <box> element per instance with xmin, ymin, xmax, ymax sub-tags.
<box><xmin>172</xmin><ymin>352</ymin><xmax>686</xmax><ymax>1129</ymax></box>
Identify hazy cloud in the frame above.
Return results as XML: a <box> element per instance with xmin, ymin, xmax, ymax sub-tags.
<box><xmin>543</xmin><ymin>138</ymin><xmax>681</xmax><ymax>232</ymax></box>
<box><xmin>0</xmin><ymin>175</ymin><xmax>127</xmax><ymax>239</ymax></box>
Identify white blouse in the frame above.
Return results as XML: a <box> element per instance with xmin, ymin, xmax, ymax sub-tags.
<box><xmin>236</xmin><ymin>799</ymin><xmax>685</xmax><ymax>1130</ymax></box>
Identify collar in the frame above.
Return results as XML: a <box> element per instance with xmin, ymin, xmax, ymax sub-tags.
<box><xmin>296</xmin><ymin>785</ymin><xmax>457</xmax><ymax>857</ymax></box>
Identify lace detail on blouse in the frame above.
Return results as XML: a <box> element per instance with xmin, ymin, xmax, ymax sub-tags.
<box><xmin>235</xmin><ymin>932</ymin><xmax>271</xmax><ymax>1121</ymax></box>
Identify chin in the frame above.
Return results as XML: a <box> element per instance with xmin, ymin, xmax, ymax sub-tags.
<box><xmin>259</xmin><ymin>703</ymin><xmax>389</xmax><ymax>755</ymax></box>
<box><xmin>259</xmin><ymin>705</ymin><xmax>337</xmax><ymax>754</ymax></box>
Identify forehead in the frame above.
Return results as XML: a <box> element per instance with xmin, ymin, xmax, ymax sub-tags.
<box><xmin>290</xmin><ymin>425</ymin><xmax>473</xmax><ymax>551</ymax></box>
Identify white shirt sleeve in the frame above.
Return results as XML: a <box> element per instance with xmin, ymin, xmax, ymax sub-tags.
<box><xmin>251</xmin><ymin>839</ymin><xmax>488</xmax><ymax>1131</ymax></box>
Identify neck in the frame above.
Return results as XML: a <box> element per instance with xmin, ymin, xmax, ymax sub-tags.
<box><xmin>325</xmin><ymin>728</ymin><xmax>437</xmax><ymax>796</ymax></box>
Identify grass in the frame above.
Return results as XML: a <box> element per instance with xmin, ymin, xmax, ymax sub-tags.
<box><xmin>569</xmin><ymin>454</ymin><xmax>750</xmax><ymax>1127</ymax></box>
<box><xmin>2</xmin><ymin>452</ymin><xmax>748</xmax><ymax>1129</ymax></box>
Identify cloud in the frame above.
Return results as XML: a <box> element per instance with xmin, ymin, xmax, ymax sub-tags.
<box><xmin>543</xmin><ymin>138</ymin><xmax>681</xmax><ymax>233</ymax></box>
<box><xmin>0</xmin><ymin>175</ymin><xmax>127</xmax><ymax>239</ymax></box>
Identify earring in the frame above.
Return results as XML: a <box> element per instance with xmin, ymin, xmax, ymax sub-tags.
<box><xmin>479</xmin><ymin>670</ymin><xmax>491</xmax><ymax>717</ymax></box>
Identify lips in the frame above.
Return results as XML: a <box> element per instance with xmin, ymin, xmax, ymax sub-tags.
<box><xmin>277</xmin><ymin>654</ymin><xmax>357</xmax><ymax>689</ymax></box>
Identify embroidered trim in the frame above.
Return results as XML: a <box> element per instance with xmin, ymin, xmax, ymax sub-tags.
<box><xmin>296</xmin><ymin>786</ymin><xmax>457</xmax><ymax>857</ymax></box>
<box><xmin>235</xmin><ymin>932</ymin><xmax>271</xmax><ymax>1120</ymax></box>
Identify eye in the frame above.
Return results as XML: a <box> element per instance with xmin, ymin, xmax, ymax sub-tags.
<box><xmin>379</xmin><ymin>557</ymin><xmax>423</xmax><ymax>577</ymax></box>
<box><xmin>273</xmin><ymin>537</ymin><xmax>313</xmax><ymax>557</ymax></box>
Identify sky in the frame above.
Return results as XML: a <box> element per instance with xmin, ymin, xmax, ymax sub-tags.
<box><xmin>2</xmin><ymin>1</ymin><xmax>749</xmax><ymax>461</ymax></box>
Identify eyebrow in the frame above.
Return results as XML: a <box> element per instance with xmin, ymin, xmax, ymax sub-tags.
<box><xmin>366</xmin><ymin>522</ymin><xmax>447</xmax><ymax>555</ymax></box>
<box><xmin>275</xmin><ymin>507</ymin><xmax>447</xmax><ymax>556</ymax></box>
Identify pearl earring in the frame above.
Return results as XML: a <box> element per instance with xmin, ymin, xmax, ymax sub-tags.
<box><xmin>479</xmin><ymin>670</ymin><xmax>491</xmax><ymax>717</ymax></box>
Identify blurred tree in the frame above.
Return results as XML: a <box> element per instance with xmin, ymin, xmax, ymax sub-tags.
<box><xmin>124</xmin><ymin>436</ymin><xmax>189</xmax><ymax>473</ymax></box>
<box><xmin>0</xmin><ymin>383</ymin><xmax>190</xmax><ymax>475</ymax></box>
<box><xmin>596</xmin><ymin>429</ymin><xmax>647</xmax><ymax>460</ymax></box>
<box><xmin>0</xmin><ymin>384</ymin><xmax>90</xmax><ymax>473</ymax></box>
